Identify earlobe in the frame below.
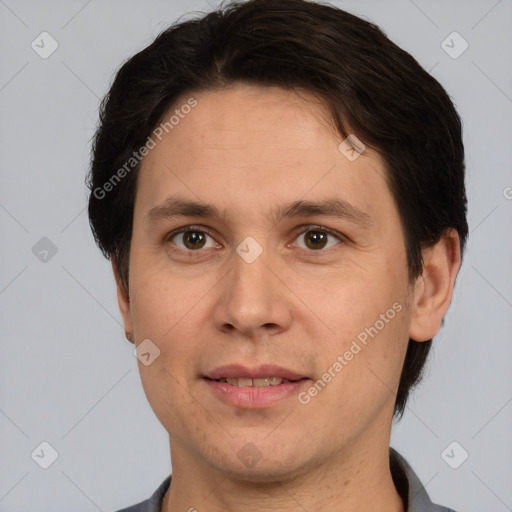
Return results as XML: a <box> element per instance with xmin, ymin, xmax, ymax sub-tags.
<box><xmin>408</xmin><ymin>229</ymin><xmax>462</xmax><ymax>342</ymax></box>
<box><xmin>111</xmin><ymin>258</ymin><xmax>135</xmax><ymax>344</ymax></box>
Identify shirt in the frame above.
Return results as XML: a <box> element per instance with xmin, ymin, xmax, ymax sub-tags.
<box><xmin>114</xmin><ymin>448</ymin><xmax>457</xmax><ymax>512</ymax></box>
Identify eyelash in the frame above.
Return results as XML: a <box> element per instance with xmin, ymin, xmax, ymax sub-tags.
<box><xmin>165</xmin><ymin>224</ymin><xmax>344</xmax><ymax>253</ymax></box>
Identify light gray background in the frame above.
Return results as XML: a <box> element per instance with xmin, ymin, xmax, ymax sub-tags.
<box><xmin>1</xmin><ymin>0</ymin><xmax>511</xmax><ymax>511</ymax></box>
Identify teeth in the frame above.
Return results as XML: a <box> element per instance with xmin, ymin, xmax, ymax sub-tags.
<box><xmin>219</xmin><ymin>377</ymin><xmax>292</xmax><ymax>387</ymax></box>
<box><xmin>253</xmin><ymin>378</ymin><xmax>270</xmax><ymax>387</ymax></box>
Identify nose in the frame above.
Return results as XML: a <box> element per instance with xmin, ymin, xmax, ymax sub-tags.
<box><xmin>212</xmin><ymin>246</ymin><xmax>293</xmax><ymax>340</ymax></box>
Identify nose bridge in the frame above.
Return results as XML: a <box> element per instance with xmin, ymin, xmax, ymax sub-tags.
<box><xmin>230</xmin><ymin>244</ymin><xmax>274</xmax><ymax>314</ymax></box>
<box><xmin>213</xmin><ymin>239</ymin><xmax>292</xmax><ymax>336</ymax></box>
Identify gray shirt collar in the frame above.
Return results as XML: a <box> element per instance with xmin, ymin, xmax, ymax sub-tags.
<box><xmin>390</xmin><ymin>448</ymin><xmax>457</xmax><ymax>512</ymax></box>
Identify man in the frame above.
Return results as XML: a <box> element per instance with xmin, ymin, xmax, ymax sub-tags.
<box><xmin>87</xmin><ymin>1</ymin><xmax>467</xmax><ymax>510</ymax></box>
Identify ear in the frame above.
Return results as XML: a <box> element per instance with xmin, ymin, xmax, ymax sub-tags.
<box><xmin>112</xmin><ymin>258</ymin><xmax>134</xmax><ymax>344</ymax></box>
<box><xmin>409</xmin><ymin>229</ymin><xmax>462</xmax><ymax>342</ymax></box>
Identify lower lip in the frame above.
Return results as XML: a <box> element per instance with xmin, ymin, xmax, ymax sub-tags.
<box><xmin>204</xmin><ymin>378</ymin><xmax>309</xmax><ymax>409</ymax></box>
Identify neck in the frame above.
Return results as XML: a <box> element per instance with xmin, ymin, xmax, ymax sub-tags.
<box><xmin>162</xmin><ymin>434</ymin><xmax>405</xmax><ymax>512</ymax></box>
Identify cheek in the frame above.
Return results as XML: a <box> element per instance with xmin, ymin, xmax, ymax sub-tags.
<box><xmin>129</xmin><ymin>259</ymin><xmax>201</xmax><ymax>338</ymax></box>
<box><xmin>301</xmin><ymin>262</ymin><xmax>411</xmax><ymax>399</ymax></box>
<box><xmin>304</xmin><ymin>301</ymin><xmax>410</xmax><ymax>441</ymax></box>
<box><xmin>301</xmin><ymin>261</ymin><xmax>404</xmax><ymax>336</ymax></box>
<box><xmin>128</xmin><ymin>272</ymin><xmax>205</xmax><ymax>430</ymax></box>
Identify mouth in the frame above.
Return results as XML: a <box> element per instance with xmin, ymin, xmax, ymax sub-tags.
<box><xmin>207</xmin><ymin>376</ymin><xmax>306</xmax><ymax>387</ymax></box>
<box><xmin>203</xmin><ymin>364</ymin><xmax>310</xmax><ymax>408</ymax></box>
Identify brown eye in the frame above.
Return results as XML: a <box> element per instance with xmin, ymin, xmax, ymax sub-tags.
<box><xmin>293</xmin><ymin>227</ymin><xmax>342</xmax><ymax>251</ymax></box>
<box><xmin>182</xmin><ymin>231</ymin><xmax>206</xmax><ymax>249</ymax></box>
<box><xmin>168</xmin><ymin>229</ymin><xmax>217</xmax><ymax>251</ymax></box>
<box><xmin>304</xmin><ymin>230</ymin><xmax>328</xmax><ymax>250</ymax></box>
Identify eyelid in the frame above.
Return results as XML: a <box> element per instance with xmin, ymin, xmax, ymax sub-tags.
<box><xmin>165</xmin><ymin>224</ymin><xmax>215</xmax><ymax>240</ymax></box>
<box><xmin>292</xmin><ymin>224</ymin><xmax>343</xmax><ymax>238</ymax></box>
<box><xmin>289</xmin><ymin>224</ymin><xmax>344</xmax><ymax>248</ymax></box>
<box><xmin>165</xmin><ymin>225</ymin><xmax>220</xmax><ymax>248</ymax></box>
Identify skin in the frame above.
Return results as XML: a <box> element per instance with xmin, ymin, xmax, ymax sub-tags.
<box><xmin>114</xmin><ymin>83</ymin><xmax>461</xmax><ymax>512</ymax></box>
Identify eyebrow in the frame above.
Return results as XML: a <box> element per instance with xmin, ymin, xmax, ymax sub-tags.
<box><xmin>145</xmin><ymin>195</ymin><xmax>373</xmax><ymax>228</ymax></box>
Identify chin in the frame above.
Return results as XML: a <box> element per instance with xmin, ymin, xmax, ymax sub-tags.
<box><xmin>224</xmin><ymin>461</ymin><xmax>309</xmax><ymax>484</ymax></box>
<box><xmin>207</xmin><ymin>442</ymin><xmax>319</xmax><ymax>484</ymax></box>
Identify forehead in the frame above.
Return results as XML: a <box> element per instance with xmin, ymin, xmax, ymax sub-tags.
<box><xmin>135</xmin><ymin>83</ymin><xmax>393</xmax><ymax>223</ymax></box>
<box><xmin>187</xmin><ymin>84</ymin><xmax>336</xmax><ymax>141</ymax></box>
<box><xmin>147</xmin><ymin>84</ymin><xmax>344</xmax><ymax>169</ymax></box>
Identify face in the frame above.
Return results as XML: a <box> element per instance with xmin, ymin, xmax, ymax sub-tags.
<box><xmin>117</xmin><ymin>84</ymin><xmax>424</xmax><ymax>481</ymax></box>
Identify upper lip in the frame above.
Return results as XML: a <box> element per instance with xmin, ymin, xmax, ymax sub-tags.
<box><xmin>204</xmin><ymin>364</ymin><xmax>309</xmax><ymax>381</ymax></box>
